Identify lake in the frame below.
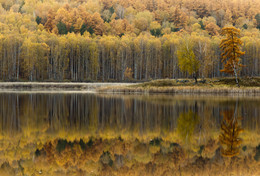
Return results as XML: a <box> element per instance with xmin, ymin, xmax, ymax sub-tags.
<box><xmin>0</xmin><ymin>93</ymin><xmax>259</xmax><ymax>175</ymax></box>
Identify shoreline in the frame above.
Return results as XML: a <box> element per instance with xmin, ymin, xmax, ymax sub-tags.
<box><xmin>0</xmin><ymin>81</ymin><xmax>259</xmax><ymax>95</ymax></box>
<box><xmin>98</xmin><ymin>78</ymin><xmax>260</xmax><ymax>95</ymax></box>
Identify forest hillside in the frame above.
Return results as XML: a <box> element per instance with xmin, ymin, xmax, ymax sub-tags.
<box><xmin>0</xmin><ymin>0</ymin><xmax>259</xmax><ymax>81</ymax></box>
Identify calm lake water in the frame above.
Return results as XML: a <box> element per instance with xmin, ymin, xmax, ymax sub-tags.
<box><xmin>0</xmin><ymin>93</ymin><xmax>259</xmax><ymax>175</ymax></box>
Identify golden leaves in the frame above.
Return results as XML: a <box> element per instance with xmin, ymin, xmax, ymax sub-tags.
<box><xmin>219</xmin><ymin>27</ymin><xmax>245</xmax><ymax>74</ymax></box>
<box><xmin>177</xmin><ymin>37</ymin><xmax>200</xmax><ymax>76</ymax></box>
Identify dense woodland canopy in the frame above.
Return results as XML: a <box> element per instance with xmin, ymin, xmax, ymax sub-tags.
<box><xmin>0</xmin><ymin>0</ymin><xmax>260</xmax><ymax>81</ymax></box>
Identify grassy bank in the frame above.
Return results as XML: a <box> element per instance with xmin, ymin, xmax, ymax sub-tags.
<box><xmin>0</xmin><ymin>78</ymin><xmax>259</xmax><ymax>95</ymax></box>
<box><xmin>0</xmin><ymin>82</ymin><xmax>136</xmax><ymax>91</ymax></box>
<box><xmin>98</xmin><ymin>77</ymin><xmax>260</xmax><ymax>95</ymax></box>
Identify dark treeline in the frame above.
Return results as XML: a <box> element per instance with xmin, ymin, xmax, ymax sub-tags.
<box><xmin>0</xmin><ymin>32</ymin><xmax>260</xmax><ymax>81</ymax></box>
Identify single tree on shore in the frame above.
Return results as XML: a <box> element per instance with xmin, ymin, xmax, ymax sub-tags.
<box><xmin>219</xmin><ymin>27</ymin><xmax>245</xmax><ymax>87</ymax></box>
<box><xmin>177</xmin><ymin>37</ymin><xmax>200</xmax><ymax>83</ymax></box>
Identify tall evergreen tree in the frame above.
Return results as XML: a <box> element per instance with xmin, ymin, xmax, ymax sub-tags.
<box><xmin>219</xmin><ymin>27</ymin><xmax>245</xmax><ymax>87</ymax></box>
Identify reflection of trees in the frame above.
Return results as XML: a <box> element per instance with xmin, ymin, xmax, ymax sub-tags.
<box><xmin>177</xmin><ymin>110</ymin><xmax>199</xmax><ymax>144</ymax></box>
<box><xmin>35</xmin><ymin>138</ymin><xmax>187</xmax><ymax>175</ymax></box>
<box><xmin>219</xmin><ymin>108</ymin><xmax>243</xmax><ymax>157</ymax></box>
<box><xmin>0</xmin><ymin>94</ymin><xmax>259</xmax><ymax>140</ymax></box>
<box><xmin>0</xmin><ymin>94</ymin><xmax>259</xmax><ymax>175</ymax></box>
<box><xmin>0</xmin><ymin>136</ymin><xmax>259</xmax><ymax>176</ymax></box>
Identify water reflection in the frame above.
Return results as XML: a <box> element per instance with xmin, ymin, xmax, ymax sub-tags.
<box><xmin>177</xmin><ymin>110</ymin><xmax>199</xmax><ymax>144</ymax></box>
<box><xmin>219</xmin><ymin>102</ymin><xmax>243</xmax><ymax>157</ymax></box>
<box><xmin>0</xmin><ymin>93</ymin><xmax>259</xmax><ymax>175</ymax></box>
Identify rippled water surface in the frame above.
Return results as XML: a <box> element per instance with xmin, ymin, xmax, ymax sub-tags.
<box><xmin>0</xmin><ymin>93</ymin><xmax>259</xmax><ymax>175</ymax></box>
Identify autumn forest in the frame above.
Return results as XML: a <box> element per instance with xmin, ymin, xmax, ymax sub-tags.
<box><xmin>0</xmin><ymin>0</ymin><xmax>260</xmax><ymax>81</ymax></box>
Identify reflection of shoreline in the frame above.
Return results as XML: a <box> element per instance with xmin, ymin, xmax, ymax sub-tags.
<box><xmin>96</xmin><ymin>93</ymin><xmax>260</xmax><ymax>100</ymax></box>
<box><xmin>98</xmin><ymin>86</ymin><xmax>260</xmax><ymax>95</ymax></box>
<box><xmin>1</xmin><ymin>91</ymin><xmax>260</xmax><ymax>100</ymax></box>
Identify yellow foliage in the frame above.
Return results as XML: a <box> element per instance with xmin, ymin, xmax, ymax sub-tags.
<box><xmin>220</xmin><ymin>27</ymin><xmax>245</xmax><ymax>74</ymax></box>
